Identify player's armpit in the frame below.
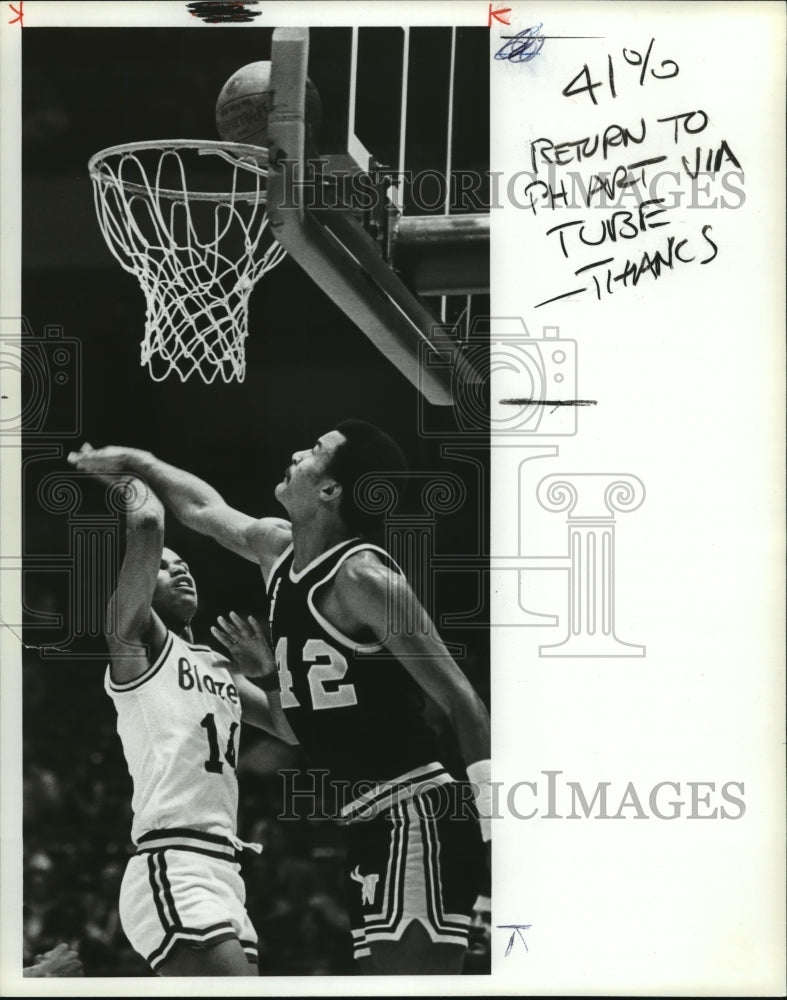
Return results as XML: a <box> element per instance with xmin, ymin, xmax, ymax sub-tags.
<box><xmin>330</xmin><ymin>550</ymin><xmax>398</xmax><ymax>635</ymax></box>
<box><xmin>151</xmin><ymin>488</ymin><xmax>262</xmax><ymax>564</ymax></box>
<box><xmin>186</xmin><ymin>513</ymin><xmax>290</xmax><ymax>574</ymax></box>
<box><xmin>244</xmin><ymin>518</ymin><xmax>293</xmax><ymax>580</ymax></box>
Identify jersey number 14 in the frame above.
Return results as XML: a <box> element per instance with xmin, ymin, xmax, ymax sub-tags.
<box><xmin>200</xmin><ymin>713</ymin><xmax>238</xmax><ymax>774</ymax></box>
<box><xmin>275</xmin><ymin>637</ymin><xmax>358</xmax><ymax>711</ymax></box>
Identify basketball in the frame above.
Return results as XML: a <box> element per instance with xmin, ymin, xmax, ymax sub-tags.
<box><xmin>215</xmin><ymin>61</ymin><xmax>322</xmax><ymax>150</ymax></box>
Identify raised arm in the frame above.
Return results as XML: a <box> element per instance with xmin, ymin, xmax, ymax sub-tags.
<box><xmin>67</xmin><ymin>443</ymin><xmax>291</xmax><ymax>576</ymax></box>
<box><xmin>104</xmin><ymin>477</ymin><xmax>168</xmax><ymax>683</ymax></box>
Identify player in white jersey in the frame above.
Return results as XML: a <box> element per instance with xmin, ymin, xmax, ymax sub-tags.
<box><xmin>90</xmin><ymin>471</ymin><xmax>295</xmax><ymax>976</ymax></box>
<box><xmin>69</xmin><ymin>424</ymin><xmax>491</xmax><ymax>975</ymax></box>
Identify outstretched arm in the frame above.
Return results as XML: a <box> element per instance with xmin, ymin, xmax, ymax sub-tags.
<box><xmin>67</xmin><ymin>443</ymin><xmax>291</xmax><ymax>577</ymax></box>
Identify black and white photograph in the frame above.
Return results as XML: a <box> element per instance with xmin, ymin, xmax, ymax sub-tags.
<box><xmin>1</xmin><ymin>1</ymin><xmax>785</xmax><ymax>996</ymax></box>
<box><xmin>10</xmin><ymin>8</ymin><xmax>493</xmax><ymax>984</ymax></box>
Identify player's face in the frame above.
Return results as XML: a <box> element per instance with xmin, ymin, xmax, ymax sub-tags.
<box><xmin>275</xmin><ymin>430</ymin><xmax>346</xmax><ymax>513</ymax></box>
<box><xmin>153</xmin><ymin>548</ymin><xmax>198</xmax><ymax>626</ymax></box>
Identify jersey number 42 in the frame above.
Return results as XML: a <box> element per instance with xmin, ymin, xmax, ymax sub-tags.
<box><xmin>275</xmin><ymin>637</ymin><xmax>358</xmax><ymax>711</ymax></box>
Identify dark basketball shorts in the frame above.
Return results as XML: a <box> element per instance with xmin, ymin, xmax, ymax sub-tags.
<box><xmin>343</xmin><ymin>782</ymin><xmax>485</xmax><ymax>959</ymax></box>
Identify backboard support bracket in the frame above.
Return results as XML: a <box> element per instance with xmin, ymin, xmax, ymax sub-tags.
<box><xmin>267</xmin><ymin>27</ymin><xmax>482</xmax><ymax>407</ymax></box>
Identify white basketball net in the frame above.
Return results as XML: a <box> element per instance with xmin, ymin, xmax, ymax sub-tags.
<box><xmin>89</xmin><ymin>140</ymin><xmax>287</xmax><ymax>383</ymax></box>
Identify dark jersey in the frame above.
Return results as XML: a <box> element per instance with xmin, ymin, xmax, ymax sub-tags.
<box><xmin>266</xmin><ymin>539</ymin><xmax>442</xmax><ymax>788</ymax></box>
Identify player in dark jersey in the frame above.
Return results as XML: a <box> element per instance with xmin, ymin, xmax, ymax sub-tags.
<box><xmin>68</xmin><ymin>422</ymin><xmax>492</xmax><ymax>974</ymax></box>
<box><xmin>72</xmin><ymin>467</ymin><xmax>295</xmax><ymax>976</ymax></box>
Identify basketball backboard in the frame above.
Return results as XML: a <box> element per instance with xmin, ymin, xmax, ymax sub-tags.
<box><xmin>267</xmin><ymin>27</ymin><xmax>490</xmax><ymax>406</ymax></box>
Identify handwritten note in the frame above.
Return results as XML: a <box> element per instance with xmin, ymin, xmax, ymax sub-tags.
<box><xmin>513</xmin><ymin>35</ymin><xmax>743</xmax><ymax>310</ymax></box>
<box><xmin>492</xmin><ymin>4</ymin><xmax>784</xmax><ymax>996</ymax></box>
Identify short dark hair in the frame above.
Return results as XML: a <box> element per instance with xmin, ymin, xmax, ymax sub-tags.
<box><xmin>328</xmin><ymin>419</ymin><xmax>407</xmax><ymax>536</ymax></box>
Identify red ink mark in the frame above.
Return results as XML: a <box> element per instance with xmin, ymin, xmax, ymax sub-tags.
<box><xmin>8</xmin><ymin>0</ymin><xmax>23</xmax><ymax>26</ymax></box>
<box><xmin>488</xmin><ymin>3</ymin><xmax>512</xmax><ymax>27</ymax></box>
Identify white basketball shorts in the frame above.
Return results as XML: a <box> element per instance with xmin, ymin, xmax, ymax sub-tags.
<box><xmin>119</xmin><ymin>832</ymin><xmax>258</xmax><ymax>972</ymax></box>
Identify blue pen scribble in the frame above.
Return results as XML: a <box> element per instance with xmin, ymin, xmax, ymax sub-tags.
<box><xmin>495</xmin><ymin>24</ymin><xmax>545</xmax><ymax>63</ymax></box>
<box><xmin>498</xmin><ymin>923</ymin><xmax>532</xmax><ymax>955</ymax></box>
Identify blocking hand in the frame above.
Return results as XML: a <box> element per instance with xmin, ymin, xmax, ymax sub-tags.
<box><xmin>212</xmin><ymin>612</ymin><xmax>276</xmax><ymax>679</ymax></box>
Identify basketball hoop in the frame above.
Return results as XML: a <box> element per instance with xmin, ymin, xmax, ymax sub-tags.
<box><xmin>88</xmin><ymin>139</ymin><xmax>286</xmax><ymax>383</ymax></box>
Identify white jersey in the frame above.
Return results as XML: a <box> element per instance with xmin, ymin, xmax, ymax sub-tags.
<box><xmin>105</xmin><ymin>631</ymin><xmax>242</xmax><ymax>846</ymax></box>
